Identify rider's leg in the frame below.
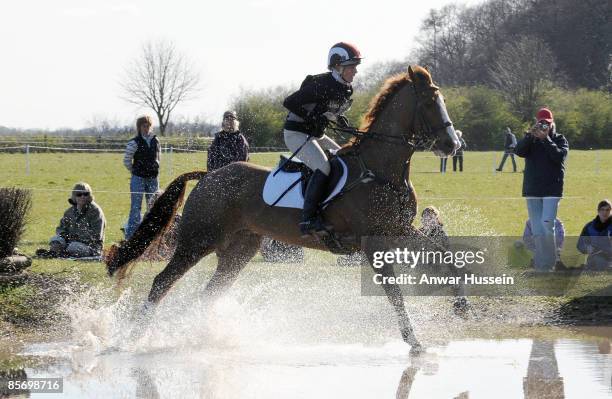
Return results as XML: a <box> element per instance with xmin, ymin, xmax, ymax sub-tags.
<box><xmin>283</xmin><ymin>130</ymin><xmax>331</xmax><ymax>235</ymax></box>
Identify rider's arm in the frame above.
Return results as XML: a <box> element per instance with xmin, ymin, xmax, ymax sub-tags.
<box><xmin>283</xmin><ymin>80</ymin><xmax>321</xmax><ymax>120</ymax></box>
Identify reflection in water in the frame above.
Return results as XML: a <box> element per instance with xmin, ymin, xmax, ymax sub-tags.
<box><xmin>523</xmin><ymin>341</ymin><xmax>565</xmax><ymax>399</ymax></box>
<box><xmin>132</xmin><ymin>367</ymin><xmax>160</xmax><ymax>399</ymax></box>
<box><xmin>11</xmin><ymin>338</ymin><xmax>612</xmax><ymax>398</ymax></box>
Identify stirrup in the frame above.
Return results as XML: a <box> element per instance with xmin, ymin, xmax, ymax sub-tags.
<box><xmin>299</xmin><ymin>217</ymin><xmax>329</xmax><ymax>237</ymax></box>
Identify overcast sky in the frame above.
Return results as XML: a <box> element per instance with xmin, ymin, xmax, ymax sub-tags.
<box><xmin>0</xmin><ymin>0</ymin><xmax>482</xmax><ymax>130</ymax></box>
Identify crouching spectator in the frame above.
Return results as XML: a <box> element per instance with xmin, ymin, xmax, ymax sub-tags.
<box><xmin>37</xmin><ymin>183</ymin><xmax>106</xmax><ymax>258</ymax></box>
<box><xmin>577</xmin><ymin>199</ymin><xmax>612</xmax><ymax>270</ymax></box>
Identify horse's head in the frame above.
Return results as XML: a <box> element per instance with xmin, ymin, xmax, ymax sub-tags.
<box><xmin>407</xmin><ymin>66</ymin><xmax>460</xmax><ymax>157</ymax></box>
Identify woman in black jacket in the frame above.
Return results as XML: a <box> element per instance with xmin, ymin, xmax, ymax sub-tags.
<box><xmin>282</xmin><ymin>42</ymin><xmax>362</xmax><ymax>236</ymax></box>
<box><xmin>514</xmin><ymin>107</ymin><xmax>569</xmax><ymax>271</ymax></box>
<box><xmin>207</xmin><ymin>110</ymin><xmax>249</xmax><ymax>172</ymax></box>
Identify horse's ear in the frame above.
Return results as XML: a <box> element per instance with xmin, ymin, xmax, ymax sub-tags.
<box><xmin>408</xmin><ymin>65</ymin><xmax>416</xmax><ymax>81</ymax></box>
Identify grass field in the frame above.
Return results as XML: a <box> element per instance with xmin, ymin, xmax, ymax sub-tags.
<box><xmin>0</xmin><ymin>149</ymin><xmax>610</xmax><ymax>331</ymax></box>
<box><xmin>0</xmin><ymin>149</ymin><xmax>609</xmax><ymax>250</ymax></box>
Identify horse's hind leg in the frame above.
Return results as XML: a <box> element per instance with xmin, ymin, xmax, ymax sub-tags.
<box><xmin>202</xmin><ymin>230</ymin><xmax>262</xmax><ymax>301</ymax></box>
<box><xmin>147</xmin><ymin>238</ymin><xmax>214</xmax><ymax>305</ymax></box>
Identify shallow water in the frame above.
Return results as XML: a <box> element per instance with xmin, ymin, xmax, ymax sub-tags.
<box><xmin>3</xmin><ymin>253</ymin><xmax>612</xmax><ymax>398</ymax></box>
<box><xmin>11</xmin><ymin>336</ymin><xmax>612</xmax><ymax>398</ymax></box>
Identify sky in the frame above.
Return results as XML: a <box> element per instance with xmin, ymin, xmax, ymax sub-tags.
<box><xmin>0</xmin><ymin>0</ymin><xmax>483</xmax><ymax>130</ymax></box>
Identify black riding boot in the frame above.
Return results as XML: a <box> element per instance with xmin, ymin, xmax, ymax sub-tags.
<box><xmin>300</xmin><ymin>169</ymin><xmax>329</xmax><ymax>236</ymax></box>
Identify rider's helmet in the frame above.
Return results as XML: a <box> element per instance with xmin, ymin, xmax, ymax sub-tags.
<box><xmin>327</xmin><ymin>42</ymin><xmax>362</xmax><ymax>70</ymax></box>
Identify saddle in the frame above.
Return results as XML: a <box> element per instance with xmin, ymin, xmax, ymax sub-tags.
<box><xmin>262</xmin><ymin>153</ymin><xmax>348</xmax><ymax>209</ymax></box>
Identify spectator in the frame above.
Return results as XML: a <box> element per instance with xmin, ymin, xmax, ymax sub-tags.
<box><xmin>452</xmin><ymin>130</ymin><xmax>466</xmax><ymax>172</ymax></box>
<box><xmin>419</xmin><ymin>206</ymin><xmax>450</xmax><ymax>249</ymax></box>
<box><xmin>36</xmin><ymin>182</ymin><xmax>106</xmax><ymax>258</ymax></box>
<box><xmin>207</xmin><ymin>110</ymin><xmax>249</xmax><ymax>171</ymax></box>
<box><xmin>523</xmin><ymin>218</ymin><xmax>565</xmax><ymax>269</ymax></box>
<box><xmin>124</xmin><ymin>115</ymin><xmax>160</xmax><ymax>239</ymax></box>
<box><xmin>577</xmin><ymin>199</ymin><xmax>612</xmax><ymax>270</ymax></box>
<box><xmin>514</xmin><ymin>108</ymin><xmax>569</xmax><ymax>271</ymax></box>
<box><xmin>496</xmin><ymin>127</ymin><xmax>518</xmax><ymax>172</ymax></box>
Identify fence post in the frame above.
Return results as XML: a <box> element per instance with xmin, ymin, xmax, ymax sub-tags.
<box><xmin>169</xmin><ymin>145</ymin><xmax>173</xmax><ymax>176</ymax></box>
<box><xmin>25</xmin><ymin>144</ymin><xmax>30</xmax><ymax>176</ymax></box>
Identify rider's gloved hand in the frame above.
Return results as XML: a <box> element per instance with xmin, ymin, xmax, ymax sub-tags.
<box><xmin>336</xmin><ymin>115</ymin><xmax>350</xmax><ymax>129</ymax></box>
<box><xmin>306</xmin><ymin>113</ymin><xmax>328</xmax><ymax>138</ymax></box>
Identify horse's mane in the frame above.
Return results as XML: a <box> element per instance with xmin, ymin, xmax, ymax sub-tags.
<box><xmin>360</xmin><ymin>73</ymin><xmax>410</xmax><ymax>132</ymax></box>
<box><xmin>336</xmin><ymin>66</ymin><xmax>434</xmax><ymax>151</ymax></box>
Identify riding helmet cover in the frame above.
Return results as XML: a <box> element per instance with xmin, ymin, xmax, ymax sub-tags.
<box><xmin>328</xmin><ymin>42</ymin><xmax>362</xmax><ymax>70</ymax></box>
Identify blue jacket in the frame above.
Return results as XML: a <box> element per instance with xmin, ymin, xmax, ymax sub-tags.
<box><xmin>577</xmin><ymin>217</ymin><xmax>612</xmax><ymax>255</ymax></box>
<box><xmin>514</xmin><ymin>131</ymin><xmax>568</xmax><ymax>197</ymax></box>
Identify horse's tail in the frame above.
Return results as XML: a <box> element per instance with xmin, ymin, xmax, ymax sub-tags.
<box><xmin>105</xmin><ymin>170</ymin><xmax>207</xmax><ymax>282</ymax></box>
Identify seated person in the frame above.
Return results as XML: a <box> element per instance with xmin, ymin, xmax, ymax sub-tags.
<box><xmin>522</xmin><ymin>218</ymin><xmax>565</xmax><ymax>267</ymax></box>
<box><xmin>37</xmin><ymin>183</ymin><xmax>106</xmax><ymax>258</ymax></box>
<box><xmin>418</xmin><ymin>206</ymin><xmax>450</xmax><ymax>250</ymax></box>
<box><xmin>577</xmin><ymin>199</ymin><xmax>612</xmax><ymax>270</ymax></box>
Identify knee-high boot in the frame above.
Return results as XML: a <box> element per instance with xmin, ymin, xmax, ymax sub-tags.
<box><xmin>300</xmin><ymin>169</ymin><xmax>329</xmax><ymax>235</ymax></box>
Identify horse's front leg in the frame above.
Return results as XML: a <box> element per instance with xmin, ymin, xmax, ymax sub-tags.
<box><xmin>363</xmin><ymin>239</ymin><xmax>422</xmax><ymax>353</ymax></box>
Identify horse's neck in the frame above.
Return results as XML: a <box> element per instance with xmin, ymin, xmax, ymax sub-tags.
<box><xmin>359</xmin><ymin>86</ymin><xmax>415</xmax><ymax>187</ymax></box>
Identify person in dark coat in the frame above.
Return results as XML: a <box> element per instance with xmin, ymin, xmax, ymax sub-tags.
<box><xmin>577</xmin><ymin>199</ymin><xmax>612</xmax><ymax>270</ymax></box>
<box><xmin>452</xmin><ymin>130</ymin><xmax>466</xmax><ymax>172</ymax></box>
<box><xmin>207</xmin><ymin>110</ymin><xmax>249</xmax><ymax>171</ymax></box>
<box><xmin>496</xmin><ymin>127</ymin><xmax>517</xmax><ymax>172</ymax></box>
<box><xmin>514</xmin><ymin>107</ymin><xmax>569</xmax><ymax>271</ymax></box>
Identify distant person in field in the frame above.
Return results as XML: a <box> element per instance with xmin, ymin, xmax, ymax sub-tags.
<box><xmin>514</xmin><ymin>108</ymin><xmax>569</xmax><ymax>272</ymax></box>
<box><xmin>123</xmin><ymin>115</ymin><xmax>160</xmax><ymax>239</ymax></box>
<box><xmin>577</xmin><ymin>199</ymin><xmax>612</xmax><ymax>270</ymax></box>
<box><xmin>206</xmin><ymin>110</ymin><xmax>249</xmax><ymax>171</ymax></box>
<box><xmin>452</xmin><ymin>129</ymin><xmax>466</xmax><ymax>172</ymax></box>
<box><xmin>522</xmin><ymin>217</ymin><xmax>566</xmax><ymax>269</ymax></box>
<box><xmin>496</xmin><ymin>127</ymin><xmax>518</xmax><ymax>172</ymax></box>
<box><xmin>37</xmin><ymin>182</ymin><xmax>106</xmax><ymax>258</ymax></box>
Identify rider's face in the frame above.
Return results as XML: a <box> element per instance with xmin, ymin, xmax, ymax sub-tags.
<box><xmin>341</xmin><ymin>65</ymin><xmax>358</xmax><ymax>83</ymax></box>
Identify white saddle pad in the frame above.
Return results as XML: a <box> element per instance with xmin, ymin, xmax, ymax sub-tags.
<box><xmin>262</xmin><ymin>157</ymin><xmax>348</xmax><ymax>209</ymax></box>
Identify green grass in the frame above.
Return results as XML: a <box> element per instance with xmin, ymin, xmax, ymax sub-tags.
<box><xmin>0</xmin><ymin>150</ymin><xmax>610</xmax><ymax>330</ymax></box>
<box><xmin>0</xmin><ymin>150</ymin><xmax>609</xmax><ymax>249</ymax></box>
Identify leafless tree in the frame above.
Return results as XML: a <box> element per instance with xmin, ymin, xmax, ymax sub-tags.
<box><xmin>488</xmin><ymin>35</ymin><xmax>557</xmax><ymax>121</ymax></box>
<box><xmin>121</xmin><ymin>39</ymin><xmax>201</xmax><ymax>135</ymax></box>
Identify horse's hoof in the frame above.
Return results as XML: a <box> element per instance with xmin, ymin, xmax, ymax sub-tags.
<box><xmin>409</xmin><ymin>343</ymin><xmax>424</xmax><ymax>356</ymax></box>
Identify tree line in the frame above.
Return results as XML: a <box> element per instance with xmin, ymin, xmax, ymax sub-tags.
<box><xmin>234</xmin><ymin>0</ymin><xmax>611</xmax><ymax>150</ymax></box>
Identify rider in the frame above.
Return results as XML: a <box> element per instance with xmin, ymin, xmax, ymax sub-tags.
<box><xmin>282</xmin><ymin>42</ymin><xmax>361</xmax><ymax>236</ymax></box>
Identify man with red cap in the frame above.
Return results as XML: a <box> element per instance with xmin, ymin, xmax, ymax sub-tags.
<box><xmin>514</xmin><ymin>107</ymin><xmax>569</xmax><ymax>272</ymax></box>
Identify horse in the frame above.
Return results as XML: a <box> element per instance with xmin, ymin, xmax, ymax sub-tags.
<box><xmin>106</xmin><ymin>65</ymin><xmax>460</xmax><ymax>352</ymax></box>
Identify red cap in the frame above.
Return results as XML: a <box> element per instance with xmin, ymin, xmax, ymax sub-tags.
<box><xmin>536</xmin><ymin>108</ymin><xmax>553</xmax><ymax>123</ymax></box>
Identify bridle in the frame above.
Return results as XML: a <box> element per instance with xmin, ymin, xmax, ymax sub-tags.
<box><xmin>323</xmin><ymin>81</ymin><xmax>454</xmax><ymax>205</ymax></box>
<box><xmin>330</xmin><ymin>81</ymin><xmax>453</xmax><ymax>151</ymax></box>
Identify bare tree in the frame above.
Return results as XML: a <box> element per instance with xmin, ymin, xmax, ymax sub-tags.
<box><xmin>121</xmin><ymin>39</ymin><xmax>200</xmax><ymax>135</ymax></box>
<box><xmin>488</xmin><ymin>36</ymin><xmax>558</xmax><ymax>121</ymax></box>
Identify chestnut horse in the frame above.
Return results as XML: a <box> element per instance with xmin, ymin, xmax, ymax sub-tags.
<box><xmin>106</xmin><ymin>66</ymin><xmax>459</xmax><ymax>352</ymax></box>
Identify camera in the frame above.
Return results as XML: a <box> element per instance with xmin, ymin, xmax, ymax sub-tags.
<box><xmin>537</xmin><ymin>122</ymin><xmax>549</xmax><ymax>130</ymax></box>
